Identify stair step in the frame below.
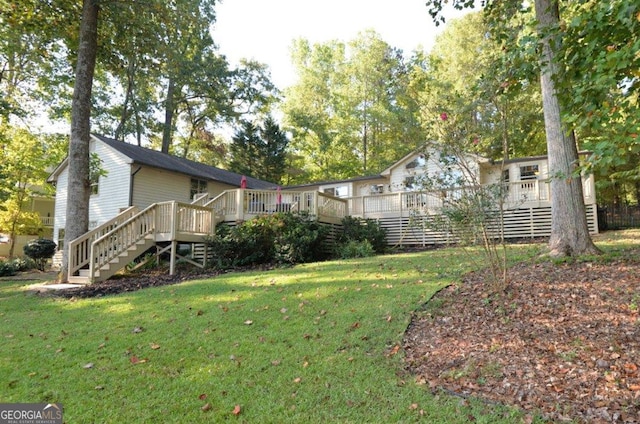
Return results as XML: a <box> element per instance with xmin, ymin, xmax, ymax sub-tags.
<box><xmin>68</xmin><ymin>276</ymin><xmax>90</xmax><ymax>285</ymax></box>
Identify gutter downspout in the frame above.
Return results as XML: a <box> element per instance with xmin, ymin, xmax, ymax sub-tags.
<box><xmin>129</xmin><ymin>166</ymin><xmax>142</xmax><ymax>206</ymax></box>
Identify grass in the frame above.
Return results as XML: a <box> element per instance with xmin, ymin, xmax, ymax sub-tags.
<box><xmin>0</xmin><ymin>231</ymin><xmax>636</xmax><ymax>423</ymax></box>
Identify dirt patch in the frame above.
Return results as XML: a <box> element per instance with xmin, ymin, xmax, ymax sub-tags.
<box><xmin>403</xmin><ymin>254</ymin><xmax>640</xmax><ymax>423</ymax></box>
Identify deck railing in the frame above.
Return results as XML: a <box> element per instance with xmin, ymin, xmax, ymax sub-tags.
<box><xmin>349</xmin><ymin>179</ymin><xmax>594</xmax><ymax>218</ymax></box>
<box><xmin>68</xmin><ymin>206</ymin><xmax>140</xmax><ymax>279</ymax></box>
<box><xmin>205</xmin><ymin>189</ymin><xmax>347</xmax><ymax>223</ymax></box>
<box><xmin>84</xmin><ymin>201</ymin><xmax>214</xmax><ymax>281</ymax></box>
<box><xmin>89</xmin><ymin>204</ymin><xmax>157</xmax><ymax>277</ymax></box>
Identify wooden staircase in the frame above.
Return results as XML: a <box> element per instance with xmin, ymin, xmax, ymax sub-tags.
<box><xmin>67</xmin><ymin>201</ymin><xmax>216</xmax><ymax>284</ymax></box>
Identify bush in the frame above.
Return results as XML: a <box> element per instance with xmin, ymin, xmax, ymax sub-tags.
<box><xmin>11</xmin><ymin>257</ymin><xmax>35</xmax><ymax>272</ymax></box>
<box><xmin>23</xmin><ymin>239</ymin><xmax>57</xmax><ymax>271</ymax></box>
<box><xmin>336</xmin><ymin>216</ymin><xmax>387</xmax><ymax>254</ymax></box>
<box><xmin>274</xmin><ymin>213</ymin><xmax>330</xmax><ymax>264</ymax></box>
<box><xmin>204</xmin><ymin>213</ymin><xmax>330</xmax><ymax>269</ymax></box>
<box><xmin>0</xmin><ymin>260</ymin><xmax>17</xmax><ymax>277</ymax></box>
<box><xmin>335</xmin><ymin>239</ymin><xmax>375</xmax><ymax>259</ymax></box>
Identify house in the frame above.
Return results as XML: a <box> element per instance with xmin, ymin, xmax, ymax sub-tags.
<box><xmin>47</xmin><ymin>134</ymin><xmax>275</xmax><ymax>251</ymax></box>
<box><xmin>0</xmin><ymin>185</ymin><xmax>55</xmax><ymax>258</ymax></box>
<box><xmin>49</xmin><ymin>137</ymin><xmax>597</xmax><ymax>283</ymax></box>
<box><xmin>284</xmin><ymin>146</ymin><xmax>597</xmax><ymax>245</ymax></box>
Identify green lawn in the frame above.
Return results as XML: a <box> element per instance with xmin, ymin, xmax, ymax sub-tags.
<box><xmin>4</xmin><ymin>235</ymin><xmax>629</xmax><ymax>423</ymax></box>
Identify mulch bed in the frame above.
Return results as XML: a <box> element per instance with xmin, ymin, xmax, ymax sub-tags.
<box><xmin>403</xmin><ymin>255</ymin><xmax>640</xmax><ymax>423</ymax></box>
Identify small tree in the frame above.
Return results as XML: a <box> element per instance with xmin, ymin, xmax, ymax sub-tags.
<box><xmin>23</xmin><ymin>239</ymin><xmax>57</xmax><ymax>271</ymax></box>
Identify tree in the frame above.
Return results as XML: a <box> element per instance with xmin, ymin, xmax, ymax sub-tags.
<box><xmin>61</xmin><ymin>0</ymin><xmax>99</xmax><ymax>281</ymax></box>
<box><xmin>228</xmin><ymin>116</ymin><xmax>289</xmax><ymax>184</ymax></box>
<box><xmin>424</xmin><ymin>12</ymin><xmax>546</xmax><ymax>160</ymax></box>
<box><xmin>0</xmin><ymin>127</ymin><xmax>65</xmax><ymax>257</ymax></box>
<box><xmin>425</xmin><ymin>0</ymin><xmax>600</xmax><ymax>257</ymax></box>
<box><xmin>283</xmin><ymin>32</ymin><xmax>426</xmax><ymax>182</ymax></box>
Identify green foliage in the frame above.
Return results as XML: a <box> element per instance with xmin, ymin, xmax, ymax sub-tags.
<box><xmin>335</xmin><ymin>239</ymin><xmax>375</xmax><ymax>259</ymax></box>
<box><xmin>10</xmin><ymin>256</ymin><xmax>35</xmax><ymax>272</ymax></box>
<box><xmin>283</xmin><ymin>32</ymin><xmax>425</xmax><ymax>182</ymax></box>
<box><xmin>336</xmin><ymin>216</ymin><xmax>387</xmax><ymax>254</ymax></box>
<box><xmin>204</xmin><ymin>212</ymin><xmax>329</xmax><ymax>269</ymax></box>
<box><xmin>228</xmin><ymin>116</ymin><xmax>289</xmax><ymax>184</ymax></box>
<box><xmin>0</xmin><ymin>259</ymin><xmax>17</xmax><ymax>277</ymax></box>
<box><xmin>0</xmin><ymin>256</ymin><xmax>34</xmax><ymax>276</ymax></box>
<box><xmin>22</xmin><ymin>238</ymin><xmax>56</xmax><ymax>271</ymax></box>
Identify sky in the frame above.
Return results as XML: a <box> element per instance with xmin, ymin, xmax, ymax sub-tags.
<box><xmin>211</xmin><ymin>0</ymin><xmax>472</xmax><ymax>89</ymax></box>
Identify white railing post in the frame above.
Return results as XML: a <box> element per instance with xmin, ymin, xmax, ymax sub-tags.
<box><xmin>170</xmin><ymin>201</ymin><xmax>177</xmax><ymax>240</ymax></box>
<box><xmin>236</xmin><ymin>189</ymin><xmax>244</xmax><ymax>221</ymax></box>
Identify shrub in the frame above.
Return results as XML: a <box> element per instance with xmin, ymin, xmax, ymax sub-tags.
<box><xmin>11</xmin><ymin>257</ymin><xmax>35</xmax><ymax>272</ymax></box>
<box><xmin>335</xmin><ymin>239</ymin><xmax>375</xmax><ymax>259</ymax></box>
<box><xmin>23</xmin><ymin>239</ymin><xmax>57</xmax><ymax>271</ymax></box>
<box><xmin>274</xmin><ymin>213</ymin><xmax>330</xmax><ymax>264</ymax></box>
<box><xmin>0</xmin><ymin>260</ymin><xmax>17</xmax><ymax>277</ymax></box>
<box><xmin>204</xmin><ymin>212</ymin><xmax>330</xmax><ymax>269</ymax></box>
<box><xmin>336</xmin><ymin>216</ymin><xmax>387</xmax><ymax>254</ymax></box>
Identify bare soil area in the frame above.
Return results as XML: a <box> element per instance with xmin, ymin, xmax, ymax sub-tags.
<box><xmin>403</xmin><ymin>254</ymin><xmax>640</xmax><ymax>423</ymax></box>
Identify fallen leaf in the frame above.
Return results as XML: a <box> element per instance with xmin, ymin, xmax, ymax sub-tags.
<box><xmin>83</xmin><ymin>363</ymin><xmax>94</xmax><ymax>369</ymax></box>
<box><xmin>409</xmin><ymin>403</ymin><xmax>418</xmax><ymax>410</ymax></box>
<box><xmin>130</xmin><ymin>356</ymin><xmax>147</xmax><ymax>364</ymax></box>
<box><xmin>293</xmin><ymin>377</ymin><xmax>302</xmax><ymax>383</ymax></box>
<box><xmin>244</xmin><ymin>320</ymin><xmax>253</xmax><ymax>325</ymax></box>
<box><xmin>201</xmin><ymin>403</ymin><xmax>212</xmax><ymax>412</ymax></box>
<box><xmin>132</xmin><ymin>327</ymin><xmax>143</xmax><ymax>333</ymax></box>
<box><xmin>150</xmin><ymin>343</ymin><xmax>161</xmax><ymax>350</ymax></box>
<box><xmin>232</xmin><ymin>405</ymin><xmax>241</xmax><ymax>415</ymax></box>
<box><xmin>198</xmin><ymin>394</ymin><xmax>207</xmax><ymax>400</ymax></box>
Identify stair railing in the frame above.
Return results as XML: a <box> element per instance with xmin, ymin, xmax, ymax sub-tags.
<box><xmin>67</xmin><ymin>206</ymin><xmax>139</xmax><ymax>280</ymax></box>
<box><xmin>88</xmin><ymin>204</ymin><xmax>157</xmax><ymax>281</ymax></box>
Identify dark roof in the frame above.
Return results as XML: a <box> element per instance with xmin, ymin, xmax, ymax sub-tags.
<box><xmin>94</xmin><ymin>134</ymin><xmax>275</xmax><ymax>189</ymax></box>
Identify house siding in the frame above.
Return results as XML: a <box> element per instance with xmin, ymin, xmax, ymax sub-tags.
<box><xmin>132</xmin><ymin>167</ymin><xmax>236</xmax><ymax>208</ymax></box>
<box><xmin>89</xmin><ymin>140</ymin><xmax>132</xmax><ymax>225</ymax></box>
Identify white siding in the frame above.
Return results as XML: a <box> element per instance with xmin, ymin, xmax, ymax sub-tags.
<box><xmin>89</xmin><ymin>140</ymin><xmax>132</xmax><ymax>225</ymax></box>
<box><xmin>387</xmin><ymin>151</ymin><xmax>480</xmax><ymax>192</ymax></box>
<box><xmin>52</xmin><ymin>166</ymin><xmax>68</xmax><ymax>249</ymax></box>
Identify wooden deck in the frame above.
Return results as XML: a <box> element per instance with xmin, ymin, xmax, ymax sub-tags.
<box><xmin>67</xmin><ymin>191</ymin><xmax>347</xmax><ymax>283</ymax></box>
<box><xmin>66</xmin><ymin>182</ymin><xmax>597</xmax><ymax>283</ymax></box>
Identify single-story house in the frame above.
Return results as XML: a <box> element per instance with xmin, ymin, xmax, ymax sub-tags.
<box><xmin>48</xmin><ymin>136</ymin><xmax>597</xmax><ymax>283</ymax></box>
<box><xmin>47</xmin><ymin>134</ymin><xmax>275</xmax><ymax>251</ymax></box>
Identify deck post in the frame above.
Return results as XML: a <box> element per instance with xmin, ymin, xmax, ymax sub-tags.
<box><xmin>236</xmin><ymin>189</ymin><xmax>244</xmax><ymax>221</ymax></box>
<box><xmin>169</xmin><ymin>240</ymin><xmax>177</xmax><ymax>275</ymax></box>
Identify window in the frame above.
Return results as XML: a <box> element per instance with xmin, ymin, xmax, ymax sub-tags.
<box><xmin>520</xmin><ymin>165</ymin><xmax>539</xmax><ymax>180</ymax></box>
<box><xmin>405</xmin><ymin>154</ymin><xmax>426</xmax><ymax>170</ymax></box>
<box><xmin>370</xmin><ymin>184</ymin><xmax>384</xmax><ymax>194</ymax></box>
<box><xmin>190</xmin><ymin>178</ymin><xmax>208</xmax><ymax>199</ymax></box>
<box><xmin>502</xmin><ymin>169</ymin><xmax>510</xmax><ymax>183</ymax></box>
<box><xmin>57</xmin><ymin>228</ymin><xmax>65</xmax><ymax>251</ymax></box>
<box><xmin>324</xmin><ymin>186</ymin><xmax>348</xmax><ymax>198</ymax></box>
<box><xmin>404</xmin><ymin>176</ymin><xmax>416</xmax><ymax>190</ymax></box>
<box><xmin>90</xmin><ymin>174</ymin><xmax>99</xmax><ymax>195</ymax></box>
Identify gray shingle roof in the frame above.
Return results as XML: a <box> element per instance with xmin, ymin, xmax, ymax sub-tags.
<box><xmin>94</xmin><ymin>134</ymin><xmax>275</xmax><ymax>189</ymax></box>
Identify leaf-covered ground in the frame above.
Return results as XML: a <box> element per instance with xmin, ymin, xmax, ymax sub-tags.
<box><xmin>403</xmin><ymin>254</ymin><xmax>640</xmax><ymax>423</ymax></box>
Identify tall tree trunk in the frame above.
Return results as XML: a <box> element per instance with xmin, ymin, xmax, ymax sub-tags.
<box><xmin>161</xmin><ymin>78</ymin><xmax>176</xmax><ymax>154</ymax></box>
<box><xmin>534</xmin><ymin>0</ymin><xmax>600</xmax><ymax>257</ymax></box>
<box><xmin>60</xmin><ymin>0</ymin><xmax>99</xmax><ymax>282</ymax></box>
